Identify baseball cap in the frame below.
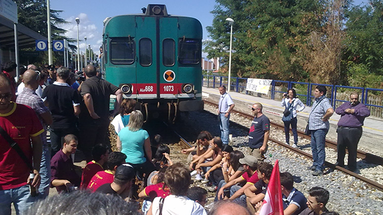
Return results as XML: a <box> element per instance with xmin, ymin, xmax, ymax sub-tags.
<box><xmin>239</xmin><ymin>155</ymin><xmax>259</xmax><ymax>168</ymax></box>
<box><xmin>114</xmin><ymin>164</ymin><xmax>135</xmax><ymax>181</ymax></box>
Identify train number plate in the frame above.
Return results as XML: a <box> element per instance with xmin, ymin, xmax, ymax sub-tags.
<box><xmin>160</xmin><ymin>84</ymin><xmax>182</xmax><ymax>94</ymax></box>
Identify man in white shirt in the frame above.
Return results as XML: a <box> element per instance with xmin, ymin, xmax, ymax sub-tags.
<box><xmin>218</xmin><ymin>85</ymin><xmax>235</xmax><ymax>145</ymax></box>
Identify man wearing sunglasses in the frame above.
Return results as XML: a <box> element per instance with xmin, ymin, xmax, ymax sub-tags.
<box><xmin>248</xmin><ymin>103</ymin><xmax>270</xmax><ymax>160</ymax></box>
<box><xmin>0</xmin><ymin>73</ymin><xmax>44</xmax><ymax>214</ymax></box>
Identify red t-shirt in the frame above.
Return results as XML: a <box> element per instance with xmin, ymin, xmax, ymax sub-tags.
<box><xmin>80</xmin><ymin>160</ymin><xmax>103</xmax><ymax>189</ymax></box>
<box><xmin>143</xmin><ymin>182</ymin><xmax>171</xmax><ymax>201</ymax></box>
<box><xmin>87</xmin><ymin>170</ymin><xmax>114</xmax><ymax>192</ymax></box>
<box><xmin>240</xmin><ymin>171</ymin><xmax>259</xmax><ymax>185</ymax></box>
<box><xmin>0</xmin><ymin>102</ymin><xmax>44</xmax><ymax>190</ymax></box>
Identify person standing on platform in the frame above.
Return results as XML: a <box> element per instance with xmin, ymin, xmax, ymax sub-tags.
<box><xmin>308</xmin><ymin>86</ymin><xmax>334</xmax><ymax>176</ymax></box>
<box><xmin>248</xmin><ymin>103</ymin><xmax>270</xmax><ymax>160</ymax></box>
<box><xmin>0</xmin><ymin>73</ymin><xmax>43</xmax><ymax>215</ymax></box>
<box><xmin>281</xmin><ymin>89</ymin><xmax>305</xmax><ymax>148</ymax></box>
<box><xmin>16</xmin><ymin>70</ymin><xmax>53</xmax><ymax>199</ymax></box>
<box><xmin>42</xmin><ymin>67</ymin><xmax>81</xmax><ymax>157</ymax></box>
<box><xmin>79</xmin><ymin>64</ymin><xmax>122</xmax><ymax>162</ymax></box>
<box><xmin>218</xmin><ymin>85</ymin><xmax>235</xmax><ymax>145</ymax></box>
<box><xmin>335</xmin><ymin>92</ymin><xmax>370</xmax><ymax>172</ymax></box>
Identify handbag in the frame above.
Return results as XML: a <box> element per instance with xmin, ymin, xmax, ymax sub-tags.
<box><xmin>304</xmin><ymin>122</ymin><xmax>310</xmax><ymax>135</ymax></box>
<box><xmin>282</xmin><ymin>100</ymin><xmax>294</xmax><ymax>122</ymax></box>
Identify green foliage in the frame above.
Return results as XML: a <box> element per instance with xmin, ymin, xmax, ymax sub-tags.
<box><xmin>14</xmin><ymin>0</ymin><xmax>74</xmax><ymax>66</ymax></box>
<box><xmin>346</xmin><ymin>62</ymin><xmax>383</xmax><ymax>88</ymax></box>
<box><xmin>343</xmin><ymin>0</ymin><xmax>383</xmax><ymax>81</ymax></box>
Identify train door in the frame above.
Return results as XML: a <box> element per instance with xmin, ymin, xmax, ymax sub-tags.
<box><xmin>159</xmin><ymin>18</ymin><xmax>180</xmax><ymax>98</ymax></box>
<box><xmin>135</xmin><ymin>16</ymin><xmax>157</xmax><ymax>99</ymax></box>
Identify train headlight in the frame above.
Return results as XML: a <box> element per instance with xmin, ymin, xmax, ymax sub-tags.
<box><xmin>121</xmin><ymin>84</ymin><xmax>131</xmax><ymax>94</ymax></box>
<box><xmin>182</xmin><ymin>83</ymin><xmax>194</xmax><ymax>94</ymax></box>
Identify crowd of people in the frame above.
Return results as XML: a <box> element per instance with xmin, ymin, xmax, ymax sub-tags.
<box><xmin>0</xmin><ymin>61</ymin><xmax>364</xmax><ymax>215</ymax></box>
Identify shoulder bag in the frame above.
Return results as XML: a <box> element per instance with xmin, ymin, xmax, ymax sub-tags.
<box><xmin>0</xmin><ymin>125</ymin><xmax>33</xmax><ymax>171</ymax></box>
<box><xmin>282</xmin><ymin>99</ymin><xmax>294</xmax><ymax>122</ymax></box>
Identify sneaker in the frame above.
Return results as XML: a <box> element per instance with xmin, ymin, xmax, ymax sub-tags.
<box><xmin>307</xmin><ymin>166</ymin><xmax>316</xmax><ymax>171</ymax></box>
<box><xmin>190</xmin><ymin>170</ymin><xmax>198</xmax><ymax>176</ymax></box>
<box><xmin>312</xmin><ymin>169</ymin><xmax>323</xmax><ymax>176</ymax></box>
<box><xmin>292</xmin><ymin>144</ymin><xmax>298</xmax><ymax>148</ymax></box>
<box><xmin>195</xmin><ymin>174</ymin><xmax>203</xmax><ymax>181</ymax></box>
<box><xmin>201</xmin><ymin>179</ymin><xmax>209</xmax><ymax>184</ymax></box>
<box><xmin>207</xmin><ymin>185</ymin><xmax>217</xmax><ymax>192</ymax></box>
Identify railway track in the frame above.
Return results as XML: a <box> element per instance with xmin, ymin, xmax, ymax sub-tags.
<box><xmin>203</xmin><ymin>100</ymin><xmax>383</xmax><ymax>192</ymax></box>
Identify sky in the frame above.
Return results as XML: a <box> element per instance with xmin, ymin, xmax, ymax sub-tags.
<box><xmin>50</xmin><ymin>0</ymin><xmax>368</xmax><ymax>56</ymax></box>
<box><xmin>50</xmin><ymin>0</ymin><xmax>216</xmax><ymax>56</ymax></box>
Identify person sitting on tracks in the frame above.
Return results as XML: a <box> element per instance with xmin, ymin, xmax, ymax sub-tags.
<box><xmin>147</xmin><ymin>163</ymin><xmax>207</xmax><ymax>215</ymax></box>
<box><xmin>111</xmin><ymin>98</ymin><xmax>137</xmax><ymax>134</ymax></box>
<box><xmin>182</xmin><ymin>130</ymin><xmax>213</xmax><ymax>164</ymax></box>
<box><xmin>298</xmin><ymin>187</ymin><xmax>330</xmax><ymax>215</ymax></box>
<box><xmin>139</xmin><ymin>168</ymin><xmax>171</xmax><ymax>214</ymax></box>
<box><xmin>204</xmin><ymin>145</ymin><xmax>234</xmax><ymax>191</ymax></box>
<box><xmin>146</xmin><ymin>145</ymin><xmax>173</xmax><ymax>186</ymax></box>
<box><xmin>211</xmin><ymin>150</ymin><xmax>246</xmax><ymax>193</ymax></box>
<box><xmin>216</xmin><ymin>155</ymin><xmax>260</xmax><ymax>206</ymax></box>
<box><xmin>248</xmin><ymin>103</ymin><xmax>270</xmax><ymax>160</ymax></box>
<box><xmin>190</xmin><ymin>137</ymin><xmax>224</xmax><ymax>181</ymax></box>
<box><xmin>50</xmin><ymin>134</ymin><xmax>81</xmax><ymax>193</ymax></box>
<box><xmin>281</xmin><ymin>88</ymin><xmax>305</xmax><ymax>148</ymax></box>
<box><xmin>117</xmin><ymin>110</ymin><xmax>156</xmax><ymax>185</ymax></box>
<box><xmin>244</xmin><ymin>161</ymin><xmax>273</xmax><ymax>213</ymax></box>
<box><xmin>95</xmin><ymin>164</ymin><xmax>136</xmax><ymax>200</ymax></box>
<box><xmin>80</xmin><ymin>144</ymin><xmax>110</xmax><ymax>189</ymax></box>
<box><xmin>187</xmin><ymin>186</ymin><xmax>208</xmax><ymax>207</ymax></box>
<box><xmin>87</xmin><ymin>151</ymin><xmax>126</xmax><ymax>192</ymax></box>
<box><xmin>280</xmin><ymin>172</ymin><xmax>307</xmax><ymax>215</ymax></box>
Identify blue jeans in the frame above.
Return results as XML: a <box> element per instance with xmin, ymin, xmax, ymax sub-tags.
<box><xmin>230</xmin><ymin>184</ymin><xmax>247</xmax><ymax>206</ymax></box>
<box><xmin>283</xmin><ymin>117</ymin><xmax>298</xmax><ymax>144</ymax></box>
<box><xmin>219</xmin><ymin>113</ymin><xmax>230</xmax><ymax>144</ymax></box>
<box><xmin>38</xmin><ymin>148</ymin><xmax>51</xmax><ymax>199</ymax></box>
<box><xmin>0</xmin><ymin>185</ymin><xmax>39</xmax><ymax>215</ymax></box>
<box><xmin>311</xmin><ymin>129</ymin><xmax>328</xmax><ymax>171</ymax></box>
<box><xmin>215</xmin><ymin>180</ymin><xmax>227</xmax><ymax>201</ymax></box>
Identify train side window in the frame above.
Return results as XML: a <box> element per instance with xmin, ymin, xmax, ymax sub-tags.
<box><xmin>139</xmin><ymin>38</ymin><xmax>152</xmax><ymax>66</ymax></box>
<box><xmin>110</xmin><ymin>38</ymin><xmax>135</xmax><ymax>65</ymax></box>
<box><xmin>163</xmin><ymin>39</ymin><xmax>175</xmax><ymax>66</ymax></box>
<box><xmin>178</xmin><ymin>39</ymin><xmax>201</xmax><ymax>65</ymax></box>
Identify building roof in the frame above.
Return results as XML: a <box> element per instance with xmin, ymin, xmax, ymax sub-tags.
<box><xmin>0</xmin><ymin>16</ymin><xmax>47</xmax><ymax>49</ymax></box>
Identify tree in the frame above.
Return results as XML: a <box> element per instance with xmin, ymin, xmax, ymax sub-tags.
<box><xmin>15</xmin><ymin>0</ymin><xmax>74</xmax><ymax>66</ymax></box>
<box><xmin>342</xmin><ymin>0</ymin><xmax>383</xmax><ymax>88</ymax></box>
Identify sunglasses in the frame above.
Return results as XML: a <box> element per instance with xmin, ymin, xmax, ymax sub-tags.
<box><xmin>252</xmin><ymin>108</ymin><xmax>256</xmax><ymax>111</ymax></box>
<box><xmin>0</xmin><ymin>93</ymin><xmax>12</xmax><ymax>100</ymax></box>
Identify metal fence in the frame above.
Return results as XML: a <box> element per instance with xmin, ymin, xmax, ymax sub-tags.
<box><xmin>203</xmin><ymin>75</ymin><xmax>383</xmax><ymax>118</ymax></box>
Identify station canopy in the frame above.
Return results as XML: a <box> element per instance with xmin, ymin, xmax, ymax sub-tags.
<box><xmin>0</xmin><ymin>16</ymin><xmax>46</xmax><ymax>49</ymax></box>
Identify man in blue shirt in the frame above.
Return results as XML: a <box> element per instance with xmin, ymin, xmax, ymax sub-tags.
<box><xmin>218</xmin><ymin>85</ymin><xmax>235</xmax><ymax>145</ymax></box>
<box><xmin>308</xmin><ymin>86</ymin><xmax>334</xmax><ymax>176</ymax></box>
<box><xmin>248</xmin><ymin>103</ymin><xmax>270</xmax><ymax>160</ymax></box>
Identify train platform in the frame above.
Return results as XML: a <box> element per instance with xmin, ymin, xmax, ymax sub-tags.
<box><xmin>202</xmin><ymin>87</ymin><xmax>383</xmax><ymax>156</ymax></box>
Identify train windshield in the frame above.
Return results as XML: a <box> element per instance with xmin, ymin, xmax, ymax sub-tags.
<box><xmin>110</xmin><ymin>38</ymin><xmax>135</xmax><ymax>65</ymax></box>
<box><xmin>178</xmin><ymin>39</ymin><xmax>200</xmax><ymax>65</ymax></box>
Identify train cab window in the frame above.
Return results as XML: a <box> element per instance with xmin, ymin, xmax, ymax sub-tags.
<box><xmin>110</xmin><ymin>38</ymin><xmax>135</xmax><ymax>65</ymax></box>
<box><xmin>178</xmin><ymin>39</ymin><xmax>201</xmax><ymax>65</ymax></box>
<box><xmin>139</xmin><ymin>38</ymin><xmax>152</xmax><ymax>66</ymax></box>
<box><xmin>163</xmin><ymin>39</ymin><xmax>175</xmax><ymax>66</ymax></box>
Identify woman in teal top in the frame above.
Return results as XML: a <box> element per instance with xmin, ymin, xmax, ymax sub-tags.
<box><xmin>116</xmin><ymin>110</ymin><xmax>156</xmax><ymax>183</ymax></box>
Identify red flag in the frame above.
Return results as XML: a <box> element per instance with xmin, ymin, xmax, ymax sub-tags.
<box><xmin>259</xmin><ymin>160</ymin><xmax>284</xmax><ymax>215</ymax></box>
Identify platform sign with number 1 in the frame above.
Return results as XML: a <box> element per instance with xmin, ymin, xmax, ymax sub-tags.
<box><xmin>53</xmin><ymin>40</ymin><xmax>64</xmax><ymax>52</ymax></box>
<box><xmin>36</xmin><ymin>40</ymin><xmax>47</xmax><ymax>51</ymax></box>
